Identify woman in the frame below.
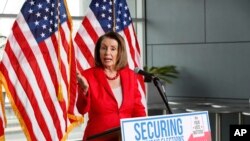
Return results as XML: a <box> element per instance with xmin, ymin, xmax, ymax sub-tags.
<box><xmin>76</xmin><ymin>31</ymin><xmax>146</xmax><ymax>141</ymax></box>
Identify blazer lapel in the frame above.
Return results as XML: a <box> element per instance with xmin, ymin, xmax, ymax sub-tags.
<box><xmin>120</xmin><ymin>68</ymin><xmax>130</xmax><ymax>108</ymax></box>
<box><xmin>94</xmin><ymin>68</ymin><xmax>114</xmax><ymax>98</ymax></box>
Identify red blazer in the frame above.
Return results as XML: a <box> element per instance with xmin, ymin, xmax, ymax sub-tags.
<box><xmin>76</xmin><ymin>66</ymin><xmax>146</xmax><ymax>140</ymax></box>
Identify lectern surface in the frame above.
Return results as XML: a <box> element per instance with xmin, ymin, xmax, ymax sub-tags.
<box><xmin>86</xmin><ymin>127</ymin><xmax>121</xmax><ymax>141</ymax></box>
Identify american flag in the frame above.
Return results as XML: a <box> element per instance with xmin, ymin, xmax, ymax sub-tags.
<box><xmin>0</xmin><ymin>37</ymin><xmax>6</xmax><ymax>141</ymax></box>
<box><xmin>0</xmin><ymin>118</ymin><xmax>4</xmax><ymax>140</ymax></box>
<box><xmin>74</xmin><ymin>0</ymin><xmax>146</xmax><ymax>109</ymax></box>
<box><xmin>0</xmin><ymin>0</ymin><xmax>81</xmax><ymax>140</ymax></box>
<box><xmin>0</xmin><ymin>88</ymin><xmax>5</xmax><ymax>140</ymax></box>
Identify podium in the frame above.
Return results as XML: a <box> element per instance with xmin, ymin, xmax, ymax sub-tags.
<box><xmin>86</xmin><ymin>127</ymin><xmax>121</xmax><ymax>141</ymax></box>
<box><xmin>86</xmin><ymin>111</ymin><xmax>211</xmax><ymax>141</ymax></box>
<box><xmin>120</xmin><ymin>111</ymin><xmax>211</xmax><ymax>141</ymax></box>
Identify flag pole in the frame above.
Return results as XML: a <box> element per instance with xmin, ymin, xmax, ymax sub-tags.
<box><xmin>56</xmin><ymin>0</ymin><xmax>63</xmax><ymax>101</ymax></box>
<box><xmin>112</xmin><ymin>0</ymin><xmax>116</xmax><ymax>32</ymax></box>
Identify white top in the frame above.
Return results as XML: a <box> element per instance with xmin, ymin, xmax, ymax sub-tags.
<box><xmin>112</xmin><ymin>86</ymin><xmax>123</xmax><ymax>108</ymax></box>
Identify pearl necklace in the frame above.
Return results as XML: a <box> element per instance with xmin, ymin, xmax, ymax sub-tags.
<box><xmin>105</xmin><ymin>72</ymin><xmax>119</xmax><ymax>80</ymax></box>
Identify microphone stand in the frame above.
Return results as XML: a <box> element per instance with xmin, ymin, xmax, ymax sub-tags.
<box><xmin>151</xmin><ymin>76</ymin><xmax>173</xmax><ymax>114</ymax></box>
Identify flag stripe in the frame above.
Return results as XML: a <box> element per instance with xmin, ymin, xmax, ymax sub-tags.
<box><xmin>19</xmin><ymin>13</ymin><xmax>69</xmax><ymax>138</ymax></box>
<box><xmin>3</xmin><ymin>40</ymin><xmax>48</xmax><ymax>140</ymax></box>
<box><xmin>74</xmin><ymin>33</ymin><xmax>95</xmax><ymax>68</ymax></box>
<box><xmin>1</xmin><ymin>64</ymin><xmax>36</xmax><ymax>140</ymax></box>
<box><xmin>13</xmin><ymin>22</ymin><xmax>56</xmax><ymax>140</ymax></box>
<box><xmin>0</xmin><ymin>117</ymin><xmax>4</xmax><ymax>138</ymax></box>
<box><xmin>122</xmin><ymin>28</ymin><xmax>146</xmax><ymax>108</ymax></box>
<box><xmin>74</xmin><ymin>9</ymin><xmax>106</xmax><ymax>71</ymax></box>
<box><xmin>83</xmin><ymin>18</ymin><xmax>99</xmax><ymax>44</ymax></box>
<box><xmin>43</xmin><ymin>36</ymin><xmax>68</xmax><ymax>134</ymax></box>
<box><xmin>86</xmin><ymin>9</ymin><xmax>105</xmax><ymax>37</ymax></box>
<box><xmin>16</xmin><ymin>17</ymin><xmax>68</xmax><ymax>139</ymax></box>
<box><xmin>59</xmin><ymin>26</ymin><xmax>70</xmax><ymax>93</ymax></box>
<box><xmin>132</xmin><ymin>26</ymin><xmax>142</xmax><ymax>64</ymax></box>
<box><xmin>0</xmin><ymin>90</ymin><xmax>5</xmax><ymax>137</ymax></box>
<box><xmin>67</xmin><ymin>41</ymin><xmax>78</xmax><ymax>118</ymax></box>
<box><xmin>39</xmin><ymin>39</ymin><xmax>59</xmax><ymax>96</ymax></box>
<box><xmin>38</xmin><ymin>40</ymin><xmax>65</xmax><ymax>139</ymax></box>
<box><xmin>124</xmin><ymin>26</ymin><xmax>146</xmax><ymax>93</ymax></box>
<box><xmin>124</xmin><ymin>28</ymin><xmax>137</xmax><ymax>67</ymax></box>
<box><xmin>74</xmin><ymin>16</ymin><xmax>103</xmax><ymax>68</ymax></box>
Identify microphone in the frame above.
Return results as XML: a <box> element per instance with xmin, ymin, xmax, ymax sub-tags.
<box><xmin>134</xmin><ymin>67</ymin><xmax>154</xmax><ymax>78</ymax></box>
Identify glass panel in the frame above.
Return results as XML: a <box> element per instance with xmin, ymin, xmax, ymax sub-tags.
<box><xmin>0</xmin><ymin>0</ymin><xmax>24</xmax><ymax>14</ymax></box>
<box><xmin>0</xmin><ymin>17</ymin><xmax>15</xmax><ymax>36</ymax></box>
<box><xmin>67</xmin><ymin>0</ymin><xmax>81</xmax><ymax>16</ymax></box>
<box><xmin>79</xmin><ymin>0</ymin><xmax>92</xmax><ymax>16</ymax></box>
<box><xmin>136</xmin><ymin>0</ymin><xmax>144</xmax><ymax>18</ymax></box>
<box><xmin>135</xmin><ymin>22</ymin><xmax>145</xmax><ymax>64</ymax></box>
<box><xmin>127</xmin><ymin>0</ymin><xmax>136</xmax><ymax>18</ymax></box>
<box><xmin>0</xmin><ymin>0</ymin><xmax>85</xmax><ymax>16</ymax></box>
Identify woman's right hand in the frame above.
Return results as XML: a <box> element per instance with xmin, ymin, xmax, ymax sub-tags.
<box><xmin>77</xmin><ymin>72</ymin><xmax>89</xmax><ymax>95</ymax></box>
